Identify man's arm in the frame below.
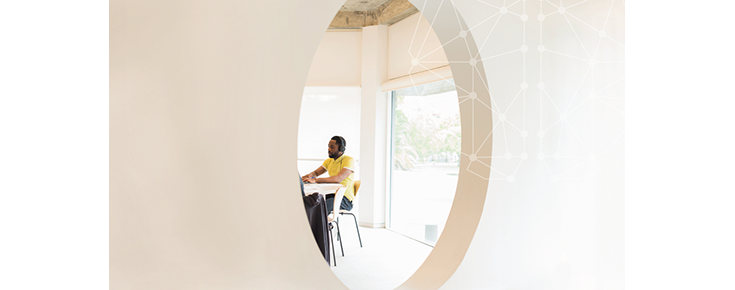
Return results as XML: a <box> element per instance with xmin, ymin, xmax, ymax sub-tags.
<box><xmin>314</xmin><ymin>168</ymin><xmax>352</xmax><ymax>184</ymax></box>
<box><xmin>302</xmin><ymin>166</ymin><xmax>327</xmax><ymax>183</ymax></box>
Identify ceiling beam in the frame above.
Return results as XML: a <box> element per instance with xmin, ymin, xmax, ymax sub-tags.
<box><xmin>329</xmin><ymin>0</ymin><xmax>418</xmax><ymax>29</ymax></box>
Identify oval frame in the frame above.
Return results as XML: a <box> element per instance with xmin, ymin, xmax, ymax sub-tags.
<box><xmin>393</xmin><ymin>1</ymin><xmax>493</xmax><ymax>289</ymax></box>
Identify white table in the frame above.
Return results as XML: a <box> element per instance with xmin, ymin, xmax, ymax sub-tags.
<box><xmin>303</xmin><ymin>183</ymin><xmax>346</xmax><ymax>221</ymax></box>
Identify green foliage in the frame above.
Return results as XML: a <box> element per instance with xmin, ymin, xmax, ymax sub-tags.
<box><xmin>392</xmin><ymin>107</ymin><xmax>418</xmax><ymax>171</ymax></box>
<box><xmin>392</xmin><ymin>95</ymin><xmax>461</xmax><ymax>171</ymax></box>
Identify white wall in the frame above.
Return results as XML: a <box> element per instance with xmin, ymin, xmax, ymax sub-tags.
<box><xmin>388</xmin><ymin>12</ymin><xmax>449</xmax><ymax>81</ymax></box>
<box><xmin>297</xmin><ymin>86</ymin><xmax>362</xmax><ymax>178</ymax></box>
<box><xmin>305</xmin><ymin>31</ymin><xmax>362</xmax><ymax>87</ymax></box>
<box><xmin>358</xmin><ymin>25</ymin><xmax>389</xmax><ymax>228</ymax></box>
<box><xmin>304</xmin><ymin>12</ymin><xmax>451</xmax><ymax>89</ymax></box>
<box><xmin>110</xmin><ymin>0</ymin><xmax>350</xmax><ymax>289</ymax></box>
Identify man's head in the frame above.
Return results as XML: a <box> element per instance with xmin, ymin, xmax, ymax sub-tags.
<box><xmin>328</xmin><ymin>136</ymin><xmax>346</xmax><ymax>159</ymax></box>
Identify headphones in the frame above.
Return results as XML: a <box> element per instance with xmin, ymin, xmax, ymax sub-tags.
<box><xmin>333</xmin><ymin>135</ymin><xmax>346</xmax><ymax>153</ymax></box>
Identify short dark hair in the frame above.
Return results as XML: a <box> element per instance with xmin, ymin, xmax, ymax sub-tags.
<box><xmin>331</xmin><ymin>135</ymin><xmax>346</xmax><ymax>152</ymax></box>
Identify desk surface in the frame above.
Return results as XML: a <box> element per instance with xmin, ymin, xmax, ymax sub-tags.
<box><xmin>303</xmin><ymin>183</ymin><xmax>344</xmax><ymax>194</ymax></box>
<box><xmin>303</xmin><ymin>183</ymin><xmax>346</xmax><ymax>219</ymax></box>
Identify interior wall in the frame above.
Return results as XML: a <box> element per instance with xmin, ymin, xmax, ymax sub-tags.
<box><xmin>388</xmin><ymin>12</ymin><xmax>449</xmax><ymax>81</ymax></box>
<box><xmin>305</xmin><ymin>31</ymin><xmax>362</xmax><ymax>87</ymax></box>
<box><xmin>110</xmin><ymin>0</ymin><xmax>350</xmax><ymax>289</ymax></box>
<box><xmin>297</xmin><ymin>86</ymin><xmax>362</xmax><ymax>178</ymax></box>
<box><xmin>303</xmin><ymin>12</ymin><xmax>450</xmax><ymax>89</ymax></box>
<box><xmin>358</xmin><ymin>25</ymin><xmax>389</xmax><ymax>228</ymax></box>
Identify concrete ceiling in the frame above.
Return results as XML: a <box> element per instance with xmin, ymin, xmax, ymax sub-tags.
<box><xmin>339</xmin><ymin>0</ymin><xmax>393</xmax><ymax>11</ymax></box>
<box><xmin>329</xmin><ymin>0</ymin><xmax>418</xmax><ymax>29</ymax></box>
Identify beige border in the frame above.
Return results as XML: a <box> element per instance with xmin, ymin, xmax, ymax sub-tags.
<box><xmin>394</xmin><ymin>1</ymin><xmax>492</xmax><ymax>289</ymax></box>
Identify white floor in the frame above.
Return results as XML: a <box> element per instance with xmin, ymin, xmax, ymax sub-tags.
<box><xmin>329</xmin><ymin>221</ymin><xmax>433</xmax><ymax>290</ymax></box>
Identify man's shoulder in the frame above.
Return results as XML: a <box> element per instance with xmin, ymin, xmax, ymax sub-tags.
<box><xmin>342</xmin><ymin>155</ymin><xmax>356</xmax><ymax>166</ymax></box>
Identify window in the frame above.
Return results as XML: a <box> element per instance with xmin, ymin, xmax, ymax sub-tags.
<box><xmin>388</xmin><ymin>79</ymin><xmax>459</xmax><ymax>245</ymax></box>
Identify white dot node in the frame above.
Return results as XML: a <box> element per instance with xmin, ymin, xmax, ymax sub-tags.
<box><xmin>538</xmin><ymin>152</ymin><xmax>545</xmax><ymax>160</ymax></box>
<box><xmin>500</xmin><ymin>6</ymin><xmax>508</xmax><ymax>14</ymax></box>
<box><xmin>521</xmin><ymin>130</ymin><xmax>528</xmax><ymax>138</ymax></box>
<box><xmin>521</xmin><ymin>14</ymin><xmax>528</xmax><ymax>21</ymax></box>
<box><xmin>499</xmin><ymin>114</ymin><xmax>506</xmax><ymax>122</ymax></box>
<box><xmin>537</xmin><ymin>45</ymin><xmax>545</xmax><ymax>52</ymax></box>
<box><xmin>469</xmin><ymin>92</ymin><xmax>477</xmax><ymax>99</ymax></box>
<box><xmin>558</xmin><ymin>7</ymin><xmax>566</xmax><ymax>15</ymax></box>
<box><xmin>589</xmin><ymin>92</ymin><xmax>596</xmax><ymax>99</ymax></box>
<box><xmin>521</xmin><ymin>82</ymin><xmax>528</xmax><ymax>90</ymax></box>
<box><xmin>589</xmin><ymin>59</ymin><xmax>597</xmax><ymax>66</ymax></box>
<box><xmin>520</xmin><ymin>45</ymin><xmax>528</xmax><ymax>52</ymax></box>
<box><xmin>505</xmin><ymin>152</ymin><xmax>512</xmax><ymax>160</ymax></box>
<box><xmin>551</xmin><ymin>176</ymin><xmax>559</xmax><ymax>183</ymax></box>
<box><xmin>469</xmin><ymin>154</ymin><xmax>477</xmax><ymax>161</ymax></box>
<box><xmin>411</xmin><ymin>58</ymin><xmax>419</xmax><ymax>66</ymax></box>
<box><xmin>507</xmin><ymin>176</ymin><xmax>515</xmax><ymax>183</ymax></box>
<box><xmin>537</xmin><ymin>130</ymin><xmax>545</xmax><ymax>138</ymax></box>
<box><xmin>469</xmin><ymin>57</ymin><xmax>477</xmax><ymax>66</ymax></box>
<box><xmin>537</xmin><ymin>82</ymin><xmax>545</xmax><ymax>90</ymax></box>
<box><xmin>589</xmin><ymin>154</ymin><xmax>596</xmax><ymax>162</ymax></box>
<box><xmin>459</xmin><ymin>30</ymin><xmax>468</xmax><ymax>38</ymax></box>
<box><xmin>538</xmin><ymin>14</ymin><xmax>545</xmax><ymax>21</ymax></box>
<box><xmin>521</xmin><ymin>152</ymin><xmax>528</xmax><ymax>160</ymax></box>
<box><xmin>599</xmin><ymin>30</ymin><xmax>607</xmax><ymax>38</ymax></box>
<box><xmin>560</xmin><ymin>114</ymin><xmax>567</xmax><ymax>121</ymax></box>
<box><xmin>554</xmin><ymin>152</ymin><xmax>561</xmax><ymax>160</ymax></box>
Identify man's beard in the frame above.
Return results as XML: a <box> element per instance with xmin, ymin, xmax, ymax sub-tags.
<box><xmin>329</xmin><ymin>152</ymin><xmax>339</xmax><ymax>159</ymax></box>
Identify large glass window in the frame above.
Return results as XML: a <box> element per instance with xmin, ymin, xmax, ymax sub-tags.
<box><xmin>389</xmin><ymin>79</ymin><xmax>459</xmax><ymax>245</ymax></box>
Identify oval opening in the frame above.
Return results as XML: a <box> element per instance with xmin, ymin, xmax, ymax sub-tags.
<box><xmin>297</xmin><ymin>1</ymin><xmax>492</xmax><ymax>289</ymax></box>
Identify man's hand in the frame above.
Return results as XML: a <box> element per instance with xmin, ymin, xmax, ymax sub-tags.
<box><xmin>301</xmin><ymin>172</ymin><xmax>316</xmax><ymax>183</ymax></box>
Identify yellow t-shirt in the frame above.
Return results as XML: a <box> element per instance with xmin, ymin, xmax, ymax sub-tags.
<box><xmin>321</xmin><ymin>155</ymin><xmax>356</xmax><ymax>201</ymax></box>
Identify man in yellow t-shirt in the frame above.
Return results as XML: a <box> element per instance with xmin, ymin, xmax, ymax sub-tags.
<box><xmin>301</xmin><ymin>136</ymin><xmax>356</xmax><ymax>213</ymax></box>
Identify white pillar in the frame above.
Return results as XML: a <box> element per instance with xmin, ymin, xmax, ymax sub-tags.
<box><xmin>358</xmin><ymin>24</ymin><xmax>389</xmax><ymax>228</ymax></box>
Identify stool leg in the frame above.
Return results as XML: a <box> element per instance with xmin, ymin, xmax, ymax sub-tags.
<box><xmin>349</xmin><ymin>213</ymin><xmax>362</xmax><ymax>247</ymax></box>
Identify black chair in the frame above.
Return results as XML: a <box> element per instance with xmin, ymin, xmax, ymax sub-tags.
<box><xmin>300</xmin><ymin>176</ymin><xmax>333</xmax><ymax>265</ymax></box>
